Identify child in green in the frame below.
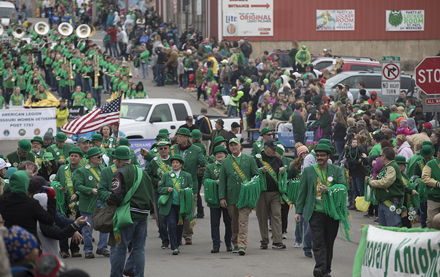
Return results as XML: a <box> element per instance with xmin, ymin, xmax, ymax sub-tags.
<box><xmin>10</xmin><ymin>88</ymin><xmax>24</xmax><ymax>106</ymax></box>
<box><xmin>82</xmin><ymin>93</ymin><xmax>96</xmax><ymax>112</ymax></box>
<box><xmin>71</xmin><ymin>86</ymin><xmax>86</xmax><ymax>107</ymax></box>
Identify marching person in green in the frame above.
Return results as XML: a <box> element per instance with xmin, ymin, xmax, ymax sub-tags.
<box><xmin>422</xmin><ymin>145</ymin><xmax>440</xmax><ymax>228</ymax></box>
<box><xmin>146</xmin><ymin>139</ymin><xmax>173</xmax><ymax>249</ymax></box>
<box><xmin>46</xmin><ymin>132</ymin><xmax>72</xmax><ymax>166</ymax></box>
<box><xmin>7</xmin><ymin>139</ymin><xmax>35</xmax><ymax>168</ymax></box>
<box><xmin>368</xmin><ymin>147</ymin><xmax>405</xmax><ymax>227</ymax></box>
<box><xmin>207</xmin><ymin>136</ymin><xmax>227</xmax><ymax>163</ymax></box>
<box><xmin>53</xmin><ymin>146</ymin><xmax>83</xmax><ymax>258</ymax></box>
<box><xmin>77</xmin><ymin>137</ymin><xmax>91</xmax><ymax>167</ymax></box>
<box><xmin>106</xmin><ymin>146</ymin><xmax>154</xmax><ymax>276</ymax></box>
<box><xmin>395</xmin><ymin>155</ymin><xmax>419</xmax><ymax>228</ymax></box>
<box><xmin>170</xmin><ymin>127</ymin><xmax>206</xmax><ymax>245</ymax></box>
<box><xmin>117</xmin><ymin>137</ymin><xmax>139</xmax><ymax>165</ymax></box>
<box><xmin>251</xmin><ymin>127</ymin><xmax>275</xmax><ymax>156</ymax></box>
<box><xmin>31</xmin><ymin>136</ymin><xmax>45</xmax><ymax>168</ymax></box>
<box><xmin>73</xmin><ymin>147</ymin><xmax>109</xmax><ymax>259</ymax></box>
<box><xmin>191</xmin><ymin>129</ymin><xmax>207</xmax><ymax>219</ymax></box>
<box><xmin>158</xmin><ymin>154</ymin><xmax>194</xmax><ymax>255</ymax></box>
<box><xmin>219</xmin><ymin>138</ymin><xmax>259</xmax><ymax>256</ymax></box>
<box><xmin>204</xmin><ymin>145</ymin><xmax>232</xmax><ymax>253</ymax></box>
<box><xmin>295</xmin><ymin>143</ymin><xmax>346</xmax><ymax>277</ymax></box>
<box><xmin>255</xmin><ymin>140</ymin><xmax>286</xmax><ymax>250</ymax></box>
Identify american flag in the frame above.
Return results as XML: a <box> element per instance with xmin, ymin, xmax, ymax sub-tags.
<box><xmin>62</xmin><ymin>96</ymin><xmax>121</xmax><ymax>135</ymax></box>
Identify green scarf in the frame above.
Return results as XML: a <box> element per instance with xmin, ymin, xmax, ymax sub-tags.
<box><xmin>178</xmin><ymin>188</ymin><xmax>194</xmax><ymax>226</ymax></box>
<box><xmin>322</xmin><ymin>184</ymin><xmax>351</xmax><ymax>241</ymax></box>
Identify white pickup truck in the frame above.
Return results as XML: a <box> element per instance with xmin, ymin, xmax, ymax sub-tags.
<box><xmin>119</xmin><ymin>98</ymin><xmax>240</xmax><ymax>139</ymax></box>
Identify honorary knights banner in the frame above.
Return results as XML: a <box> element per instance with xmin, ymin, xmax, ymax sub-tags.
<box><xmin>353</xmin><ymin>225</ymin><xmax>440</xmax><ymax>277</ymax></box>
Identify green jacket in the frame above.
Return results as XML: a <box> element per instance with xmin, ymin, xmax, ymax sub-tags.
<box><xmin>98</xmin><ymin>164</ymin><xmax>117</xmax><ymax>201</ymax></box>
<box><xmin>158</xmin><ymin>170</ymin><xmax>193</xmax><ymax>216</ymax></box>
<box><xmin>203</xmin><ymin>161</ymin><xmax>223</xmax><ymax>208</ymax></box>
<box><xmin>406</xmin><ymin>154</ymin><xmax>423</xmax><ymax>177</ymax></box>
<box><xmin>291</xmin><ymin>112</ymin><xmax>306</xmax><ymax>135</ymax></box>
<box><xmin>46</xmin><ymin>143</ymin><xmax>73</xmax><ymax>163</ymax></box>
<box><xmin>170</xmin><ymin>144</ymin><xmax>206</xmax><ymax>194</ymax></box>
<box><xmin>251</xmin><ymin>141</ymin><xmax>264</xmax><ymax>156</ymax></box>
<box><xmin>73</xmin><ymin>164</ymin><xmax>104</xmax><ymax>214</ymax></box>
<box><xmin>218</xmin><ymin>154</ymin><xmax>259</xmax><ymax>205</ymax></box>
<box><xmin>54</xmin><ymin>164</ymin><xmax>80</xmax><ymax>216</ymax></box>
<box><xmin>145</xmin><ymin>156</ymin><xmax>172</xmax><ymax>191</ymax></box>
<box><xmin>6</xmin><ymin>151</ymin><xmax>35</xmax><ymax>167</ymax></box>
<box><xmin>425</xmin><ymin>158</ymin><xmax>440</xmax><ymax>202</ymax></box>
<box><xmin>373</xmin><ymin>161</ymin><xmax>405</xmax><ymax>202</ymax></box>
<box><xmin>296</xmin><ymin>164</ymin><xmax>346</xmax><ymax>222</ymax></box>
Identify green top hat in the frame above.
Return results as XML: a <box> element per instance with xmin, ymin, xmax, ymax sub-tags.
<box><xmin>86</xmin><ymin>147</ymin><xmax>102</xmax><ymax>159</ymax></box>
<box><xmin>69</xmin><ymin>146</ymin><xmax>83</xmax><ymax>157</ymax></box>
<box><xmin>260</xmin><ymin>127</ymin><xmax>273</xmax><ymax>136</ymax></box>
<box><xmin>118</xmin><ymin>137</ymin><xmax>131</xmax><ymax>146</ymax></box>
<box><xmin>314</xmin><ymin>143</ymin><xmax>332</xmax><ymax>155</ymax></box>
<box><xmin>157</xmin><ymin>139</ymin><xmax>171</xmax><ymax>147</ymax></box>
<box><xmin>171</xmin><ymin>154</ymin><xmax>184</xmax><ymax>164</ymax></box>
<box><xmin>91</xmin><ymin>134</ymin><xmax>103</xmax><ymax>142</ymax></box>
<box><xmin>31</xmin><ymin>136</ymin><xmax>43</xmax><ymax>145</ymax></box>
<box><xmin>395</xmin><ymin>155</ymin><xmax>407</xmax><ymax>164</ymax></box>
<box><xmin>191</xmin><ymin>129</ymin><xmax>202</xmax><ymax>140</ymax></box>
<box><xmin>42</xmin><ymin>152</ymin><xmax>55</xmax><ymax>162</ymax></box>
<box><xmin>18</xmin><ymin>139</ymin><xmax>31</xmax><ymax>153</ymax></box>
<box><xmin>112</xmin><ymin>146</ymin><xmax>131</xmax><ymax>160</ymax></box>
<box><xmin>213</xmin><ymin>145</ymin><xmax>228</xmax><ymax>155</ymax></box>
<box><xmin>55</xmin><ymin>132</ymin><xmax>67</xmax><ymax>142</ymax></box>
<box><xmin>176</xmin><ymin>127</ymin><xmax>191</xmax><ymax>137</ymax></box>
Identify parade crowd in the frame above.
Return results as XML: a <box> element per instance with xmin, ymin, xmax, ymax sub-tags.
<box><xmin>0</xmin><ymin>1</ymin><xmax>440</xmax><ymax>277</ymax></box>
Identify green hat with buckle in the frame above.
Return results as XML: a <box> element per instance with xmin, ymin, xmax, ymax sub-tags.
<box><xmin>55</xmin><ymin>132</ymin><xmax>67</xmax><ymax>142</ymax></box>
<box><xmin>118</xmin><ymin>137</ymin><xmax>131</xmax><ymax>146</ymax></box>
<box><xmin>260</xmin><ymin>127</ymin><xmax>273</xmax><ymax>136</ymax></box>
<box><xmin>171</xmin><ymin>154</ymin><xmax>184</xmax><ymax>164</ymax></box>
<box><xmin>314</xmin><ymin>143</ymin><xmax>332</xmax><ymax>155</ymax></box>
<box><xmin>112</xmin><ymin>146</ymin><xmax>131</xmax><ymax>160</ymax></box>
<box><xmin>91</xmin><ymin>134</ymin><xmax>103</xmax><ymax>142</ymax></box>
<box><xmin>18</xmin><ymin>139</ymin><xmax>31</xmax><ymax>153</ymax></box>
<box><xmin>86</xmin><ymin>147</ymin><xmax>102</xmax><ymax>159</ymax></box>
<box><xmin>176</xmin><ymin>127</ymin><xmax>191</xmax><ymax>137</ymax></box>
<box><xmin>213</xmin><ymin>145</ymin><xmax>228</xmax><ymax>155</ymax></box>
<box><xmin>42</xmin><ymin>152</ymin><xmax>54</xmax><ymax>162</ymax></box>
<box><xmin>191</xmin><ymin>129</ymin><xmax>202</xmax><ymax>140</ymax></box>
<box><xmin>395</xmin><ymin>155</ymin><xmax>407</xmax><ymax>164</ymax></box>
<box><xmin>157</xmin><ymin>139</ymin><xmax>171</xmax><ymax>147</ymax></box>
<box><xmin>31</xmin><ymin>136</ymin><xmax>43</xmax><ymax>145</ymax></box>
<box><xmin>69</xmin><ymin>146</ymin><xmax>83</xmax><ymax>157</ymax></box>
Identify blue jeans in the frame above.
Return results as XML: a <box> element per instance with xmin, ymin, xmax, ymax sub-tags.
<box><xmin>166</xmin><ymin>205</ymin><xmax>183</xmax><ymax>250</ymax></box>
<box><xmin>351</xmin><ymin>176</ymin><xmax>364</xmax><ymax>198</ymax></box>
<box><xmin>420</xmin><ymin>201</ymin><xmax>427</xmax><ymax>228</ymax></box>
<box><xmin>334</xmin><ymin>140</ymin><xmax>345</xmax><ymax>158</ymax></box>
<box><xmin>141</xmin><ymin>62</ymin><xmax>149</xmax><ymax>79</ymax></box>
<box><xmin>222</xmin><ymin>83</ymin><xmax>231</xmax><ymax>96</ymax></box>
<box><xmin>156</xmin><ymin>64</ymin><xmax>165</xmax><ymax>86</ymax></box>
<box><xmin>110</xmin><ymin>42</ymin><xmax>119</xmax><ymax>58</ymax></box>
<box><xmin>294</xmin><ymin>215</ymin><xmax>312</xmax><ymax>252</ymax></box>
<box><xmin>210</xmin><ymin>207</ymin><xmax>232</xmax><ymax>250</ymax></box>
<box><xmin>110</xmin><ymin>220</ymin><xmax>147</xmax><ymax>277</ymax></box>
<box><xmin>293</xmin><ymin>132</ymin><xmax>305</xmax><ymax>145</ymax></box>
<box><xmin>378</xmin><ymin>203</ymin><xmax>402</xmax><ymax>227</ymax></box>
<box><xmin>81</xmin><ymin>212</ymin><xmax>109</xmax><ymax>253</ymax></box>
<box><xmin>155</xmin><ymin>192</ymin><xmax>169</xmax><ymax>245</ymax></box>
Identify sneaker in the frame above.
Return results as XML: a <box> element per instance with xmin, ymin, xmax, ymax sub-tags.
<box><xmin>211</xmin><ymin>248</ymin><xmax>219</xmax><ymax>253</ymax></box>
<box><xmin>161</xmin><ymin>243</ymin><xmax>169</xmax><ymax>249</ymax></box>
<box><xmin>71</xmin><ymin>252</ymin><xmax>82</xmax><ymax>258</ymax></box>
<box><xmin>293</xmin><ymin>242</ymin><xmax>302</xmax><ymax>248</ymax></box>
<box><xmin>96</xmin><ymin>249</ymin><xmax>110</xmax><ymax>257</ymax></box>
<box><xmin>232</xmin><ymin>246</ymin><xmax>239</xmax><ymax>253</ymax></box>
<box><xmin>260</xmin><ymin>243</ymin><xmax>268</xmax><ymax>250</ymax></box>
<box><xmin>84</xmin><ymin>253</ymin><xmax>95</xmax><ymax>259</ymax></box>
<box><xmin>60</xmin><ymin>251</ymin><xmax>70</xmax><ymax>259</ymax></box>
<box><xmin>185</xmin><ymin>238</ymin><xmax>192</xmax><ymax>245</ymax></box>
<box><xmin>238</xmin><ymin>248</ymin><xmax>246</xmax><ymax>256</ymax></box>
<box><xmin>226</xmin><ymin>246</ymin><xmax>233</xmax><ymax>252</ymax></box>
<box><xmin>172</xmin><ymin>249</ymin><xmax>180</xmax><ymax>255</ymax></box>
<box><xmin>304</xmin><ymin>251</ymin><xmax>313</xmax><ymax>258</ymax></box>
<box><xmin>272</xmin><ymin>243</ymin><xmax>287</xmax><ymax>250</ymax></box>
<box><xmin>282</xmin><ymin>233</ymin><xmax>287</xmax><ymax>240</ymax></box>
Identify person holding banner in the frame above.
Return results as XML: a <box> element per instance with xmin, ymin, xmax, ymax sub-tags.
<box><xmin>368</xmin><ymin>147</ymin><xmax>405</xmax><ymax>227</ymax></box>
<box><xmin>295</xmin><ymin>143</ymin><xmax>346</xmax><ymax>277</ymax></box>
<box><xmin>255</xmin><ymin>140</ymin><xmax>286</xmax><ymax>250</ymax></box>
<box><xmin>421</xmin><ymin>145</ymin><xmax>440</xmax><ymax>228</ymax></box>
<box><xmin>219</xmin><ymin>138</ymin><xmax>260</xmax><ymax>256</ymax></box>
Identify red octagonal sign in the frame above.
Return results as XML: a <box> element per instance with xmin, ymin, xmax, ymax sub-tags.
<box><xmin>415</xmin><ymin>57</ymin><xmax>440</xmax><ymax>95</ymax></box>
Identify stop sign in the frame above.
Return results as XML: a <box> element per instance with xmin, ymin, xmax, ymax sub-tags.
<box><xmin>415</xmin><ymin>57</ymin><xmax>440</xmax><ymax>95</ymax></box>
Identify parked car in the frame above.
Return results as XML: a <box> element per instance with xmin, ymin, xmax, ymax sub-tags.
<box><xmin>312</xmin><ymin>56</ymin><xmax>380</xmax><ymax>73</ymax></box>
<box><xmin>324</xmin><ymin>71</ymin><xmax>415</xmax><ymax>106</ymax></box>
<box><xmin>119</xmin><ymin>98</ymin><xmax>240</xmax><ymax>139</ymax></box>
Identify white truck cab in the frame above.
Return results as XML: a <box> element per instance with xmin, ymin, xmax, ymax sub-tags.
<box><xmin>0</xmin><ymin>1</ymin><xmax>16</xmax><ymax>27</ymax></box>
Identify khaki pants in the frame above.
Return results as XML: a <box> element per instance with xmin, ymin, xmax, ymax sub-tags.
<box><xmin>202</xmin><ymin>140</ymin><xmax>210</xmax><ymax>154</ymax></box>
<box><xmin>256</xmin><ymin>191</ymin><xmax>282</xmax><ymax>244</ymax></box>
<box><xmin>426</xmin><ymin>200</ymin><xmax>440</xmax><ymax>228</ymax></box>
<box><xmin>183</xmin><ymin>196</ymin><xmax>197</xmax><ymax>239</ymax></box>
<box><xmin>259</xmin><ymin>119</ymin><xmax>281</xmax><ymax>132</ymax></box>
<box><xmin>227</xmin><ymin>205</ymin><xmax>252</xmax><ymax>248</ymax></box>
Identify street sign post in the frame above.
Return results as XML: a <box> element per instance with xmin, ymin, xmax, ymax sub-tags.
<box><xmin>381</xmin><ymin>56</ymin><xmax>401</xmax><ymax>96</ymax></box>
<box><xmin>415</xmin><ymin>56</ymin><xmax>440</xmax><ymax>95</ymax></box>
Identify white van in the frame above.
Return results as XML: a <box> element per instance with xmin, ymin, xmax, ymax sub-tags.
<box><xmin>0</xmin><ymin>1</ymin><xmax>16</xmax><ymax>27</ymax></box>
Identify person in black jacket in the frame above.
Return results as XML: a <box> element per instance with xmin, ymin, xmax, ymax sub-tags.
<box><xmin>195</xmin><ymin>108</ymin><xmax>213</xmax><ymax>151</ymax></box>
<box><xmin>345</xmin><ymin>138</ymin><xmax>367</xmax><ymax>210</ymax></box>
<box><xmin>0</xmin><ymin>171</ymin><xmax>55</xmax><ymax>241</ymax></box>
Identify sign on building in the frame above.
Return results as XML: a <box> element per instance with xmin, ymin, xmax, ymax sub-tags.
<box><xmin>386</xmin><ymin>10</ymin><xmax>424</xmax><ymax>31</ymax></box>
<box><xmin>316</xmin><ymin>10</ymin><xmax>355</xmax><ymax>31</ymax></box>
<box><xmin>0</xmin><ymin>108</ymin><xmax>56</xmax><ymax>140</ymax></box>
<box><xmin>222</xmin><ymin>0</ymin><xmax>273</xmax><ymax>37</ymax></box>
<box><xmin>381</xmin><ymin>56</ymin><xmax>401</xmax><ymax>96</ymax></box>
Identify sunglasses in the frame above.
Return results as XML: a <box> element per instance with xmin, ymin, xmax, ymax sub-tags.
<box><xmin>158</xmin><ymin>147</ymin><xmax>168</xmax><ymax>150</ymax></box>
